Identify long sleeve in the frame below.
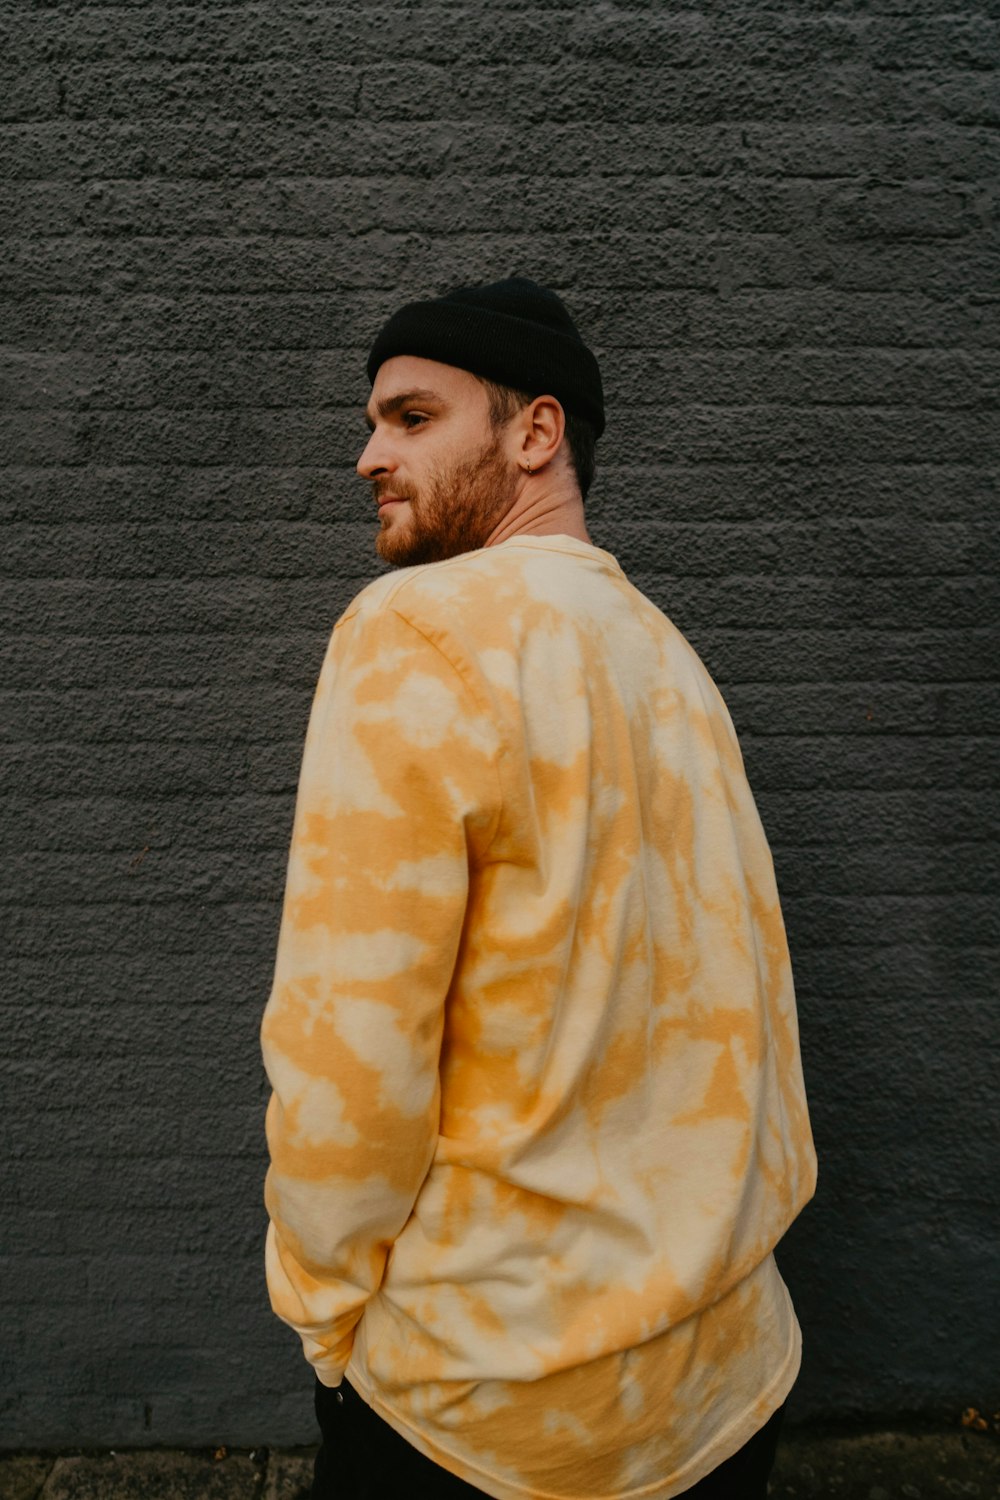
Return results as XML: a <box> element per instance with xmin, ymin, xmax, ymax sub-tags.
<box><xmin>261</xmin><ymin>599</ymin><xmax>503</xmax><ymax>1386</ymax></box>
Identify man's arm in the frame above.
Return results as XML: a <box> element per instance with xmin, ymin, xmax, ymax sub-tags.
<box><xmin>261</xmin><ymin>601</ymin><xmax>502</xmax><ymax>1386</ymax></box>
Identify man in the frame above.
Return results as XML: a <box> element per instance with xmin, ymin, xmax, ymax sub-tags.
<box><xmin>261</xmin><ymin>277</ymin><xmax>817</xmax><ymax>1499</ymax></box>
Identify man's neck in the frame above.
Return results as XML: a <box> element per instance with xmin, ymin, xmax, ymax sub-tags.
<box><xmin>485</xmin><ymin>481</ymin><xmax>591</xmax><ymax>548</ymax></box>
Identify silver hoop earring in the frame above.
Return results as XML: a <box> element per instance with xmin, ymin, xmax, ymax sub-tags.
<box><xmin>524</xmin><ymin>462</ymin><xmax>533</xmax><ymax>475</ymax></box>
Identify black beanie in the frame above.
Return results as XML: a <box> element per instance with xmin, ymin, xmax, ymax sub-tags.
<box><xmin>366</xmin><ymin>276</ymin><xmax>605</xmax><ymax>439</ymax></box>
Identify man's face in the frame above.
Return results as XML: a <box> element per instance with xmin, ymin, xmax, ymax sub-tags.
<box><xmin>358</xmin><ymin>356</ymin><xmax>521</xmax><ymax>567</ymax></box>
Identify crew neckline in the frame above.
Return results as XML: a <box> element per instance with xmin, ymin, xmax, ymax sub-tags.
<box><xmin>495</xmin><ymin>533</ymin><xmax>624</xmax><ymax>575</ymax></box>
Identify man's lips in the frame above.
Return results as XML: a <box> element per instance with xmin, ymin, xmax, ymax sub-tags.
<box><xmin>376</xmin><ymin>494</ymin><xmax>407</xmax><ymax>510</ymax></box>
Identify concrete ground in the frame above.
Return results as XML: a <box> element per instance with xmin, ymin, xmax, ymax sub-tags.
<box><xmin>2</xmin><ymin>1428</ymin><xmax>999</xmax><ymax>1499</ymax></box>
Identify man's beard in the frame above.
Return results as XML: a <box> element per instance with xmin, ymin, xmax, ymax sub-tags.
<box><xmin>374</xmin><ymin>429</ymin><xmax>520</xmax><ymax>568</ymax></box>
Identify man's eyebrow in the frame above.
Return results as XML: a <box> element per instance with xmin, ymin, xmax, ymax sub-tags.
<box><xmin>363</xmin><ymin>388</ymin><xmax>443</xmax><ymax>432</ymax></box>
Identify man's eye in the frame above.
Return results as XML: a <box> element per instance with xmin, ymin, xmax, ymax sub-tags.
<box><xmin>402</xmin><ymin>411</ymin><xmax>428</xmax><ymax>428</ymax></box>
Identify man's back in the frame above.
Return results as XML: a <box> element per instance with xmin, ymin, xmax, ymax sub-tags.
<box><xmin>263</xmin><ymin>534</ymin><xmax>816</xmax><ymax>1499</ymax></box>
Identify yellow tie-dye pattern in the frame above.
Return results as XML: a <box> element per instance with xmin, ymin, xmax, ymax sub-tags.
<box><xmin>262</xmin><ymin>534</ymin><xmax>816</xmax><ymax>1499</ymax></box>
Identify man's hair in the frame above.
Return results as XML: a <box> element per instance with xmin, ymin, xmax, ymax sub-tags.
<box><xmin>473</xmin><ymin>376</ymin><xmax>599</xmax><ymax>500</ymax></box>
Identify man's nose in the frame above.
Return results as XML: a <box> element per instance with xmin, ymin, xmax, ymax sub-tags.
<box><xmin>356</xmin><ymin>430</ymin><xmax>395</xmax><ymax>480</ymax></box>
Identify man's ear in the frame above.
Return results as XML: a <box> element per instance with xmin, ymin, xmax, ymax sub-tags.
<box><xmin>519</xmin><ymin>395</ymin><xmax>566</xmax><ymax>472</ymax></box>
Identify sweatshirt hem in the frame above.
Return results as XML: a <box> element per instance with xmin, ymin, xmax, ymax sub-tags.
<box><xmin>345</xmin><ymin>1306</ymin><xmax>802</xmax><ymax>1500</ymax></box>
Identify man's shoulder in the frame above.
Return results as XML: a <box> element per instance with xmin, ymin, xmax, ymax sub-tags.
<box><xmin>335</xmin><ymin>562</ymin><xmax>428</xmax><ymax>629</ymax></box>
<box><xmin>331</xmin><ymin>542</ymin><xmax>692</xmax><ymax>678</ymax></box>
<box><xmin>336</xmin><ymin>546</ymin><xmax>526</xmax><ymax>636</ymax></box>
<box><xmin>327</xmin><ymin>543</ymin><xmax>729</xmax><ymax>722</ymax></box>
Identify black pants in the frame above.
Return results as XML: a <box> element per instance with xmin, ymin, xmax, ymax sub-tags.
<box><xmin>310</xmin><ymin>1375</ymin><xmax>785</xmax><ymax>1499</ymax></box>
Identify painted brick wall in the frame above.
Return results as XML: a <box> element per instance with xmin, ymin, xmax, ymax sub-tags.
<box><xmin>1</xmin><ymin>0</ymin><xmax>997</xmax><ymax>1450</ymax></box>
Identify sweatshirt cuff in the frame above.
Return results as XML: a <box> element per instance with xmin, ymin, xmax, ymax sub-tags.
<box><xmin>304</xmin><ymin>1331</ymin><xmax>355</xmax><ymax>1389</ymax></box>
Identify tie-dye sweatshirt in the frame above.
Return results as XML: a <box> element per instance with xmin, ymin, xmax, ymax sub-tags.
<box><xmin>261</xmin><ymin>533</ymin><xmax>816</xmax><ymax>1500</ymax></box>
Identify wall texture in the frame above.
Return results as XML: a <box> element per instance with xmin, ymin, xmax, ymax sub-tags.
<box><xmin>2</xmin><ymin>0</ymin><xmax>998</xmax><ymax>1451</ymax></box>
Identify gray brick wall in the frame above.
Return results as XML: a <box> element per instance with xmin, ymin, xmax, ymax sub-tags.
<box><xmin>2</xmin><ymin>0</ymin><xmax>997</xmax><ymax>1450</ymax></box>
